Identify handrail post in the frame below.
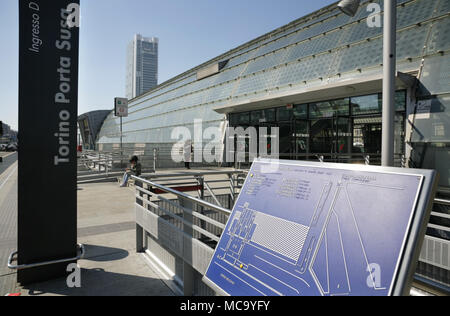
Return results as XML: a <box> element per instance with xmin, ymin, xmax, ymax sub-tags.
<box><xmin>135</xmin><ymin>178</ymin><xmax>144</xmax><ymax>253</ymax></box>
<box><xmin>153</xmin><ymin>148</ymin><xmax>158</xmax><ymax>172</ymax></box>
<box><xmin>179</xmin><ymin>195</ymin><xmax>195</xmax><ymax>296</ymax></box>
<box><xmin>197</xmin><ymin>176</ymin><xmax>208</xmax><ymax>240</ymax></box>
<box><xmin>365</xmin><ymin>155</ymin><xmax>371</xmax><ymax>166</ymax></box>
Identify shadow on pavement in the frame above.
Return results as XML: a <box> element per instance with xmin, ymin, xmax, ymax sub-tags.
<box><xmin>82</xmin><ymin>244</ymin><xmax>129</xmax><ymax>262</ymax></box>
<box><xmin>22</xmin><ymin>267</ymin><xmax>175</xmax><ymax>296</ymax></box>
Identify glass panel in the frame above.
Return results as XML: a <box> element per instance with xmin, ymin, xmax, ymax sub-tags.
<box><xmin>353</xmin><ymin>116</ymin><xmax>382</xmax><ymax>154</ymax></box>
<box><xmin>413</xmin><ymin>144</ymin><xmax>450</xmax><ymax>188</ymax></box>
<box><xmin>396</xmin><ymin>25</ymin><xmax>429</xmax><ymax>60</ymax></box>
<box><xmin>427</xmin><ymin>17</ymin><xmax>450</xmax><ymax>55</ymax></box>
<box><xmin>351</xmin><ymin>94</ymin><xmax>381</xmax><ymax>115</ymax></box>
<box><xmin>310</xmin><ymin>98</ymin><xmax>349</xmax><ymax>119</ymax></box>
<box><xmin>237</xmin><ymin>112</ymin><xmax>250</xmax><ymax>126</ymax></box>
<box><xmin>294</xmin><ymin>120</ymin><xmax>309</xmax><ymax>154</ymax></box>
<box><xmin>394</xmin><ymin>114</ymin><xmax>406</xmax><ymax>160</ymax></box>
<box><xmin>411</xmin><ymin>94</ymin><xmax>450</xmax><ymax>143</ymax></box>
<box><xmin>264</xmin><ymin>109</ymin><xmax>276</xmax><ymax>123</ymax></box>
<box><xmin>396</xmin><ymin>0</ymin><xmax>436</xmax><ymax>29</ymax></box>
<box><xmin>351</xmin><ymin>92</ymin><xmax>406</xmax><ymax>115</ymax></box>
<box><xmin>395</xmin><ymin>90</ymin><xmax>406</xmax><ymax>112</ymax></box>
<box><xmin>294</xmin><ymin>104</ymin><xmax>308</xmax><ymax>119</ymax></box>
<box><xmin>310</xmin><ymin>119</ymin><xmax>335</xmax><ymax>153</ymax></box>
<box><xmin>250</xmin><ymin>110</ymin><xmax>263</xmax><ymax>125</ymax></box>
<box><xmin>337</xmin><ymin>117</ymin><xmax>352</xmax><ymax>154</ymax></box>
<box><xmin>335</xmin><ymin>38</ymin><xmax>383</xmax><ymax>73</ymax></box>
<box><xmin>229</xmin><ymin>114</ymin><xmax>240</xmax><ymax>126</ymax></box>
<box><xmin>277</xmin><ymin>107</ymin><xmax>293</xmax><ymax>122</ymax></box>
<box><xmin>279</xmin><ymin>123</ymin><xmax>293</xmax><ymax>159</ymax></box>
<box><xmin>417</xmin><ymin>55</ymin><xmax>450</xmax><ymax>96</ymax></box>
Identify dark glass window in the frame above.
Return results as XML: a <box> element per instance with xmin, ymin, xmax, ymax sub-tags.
<box><xmin>264</xmin><ymin>109</ymin><xmax>276</xmax><ymax>122</ymax></box>
<box><xmin>294</xmin><ymin>104</ymin><xmax>308</xmax><ymax>119</ymax></box>
<box><xmin>395</xmin><ymin>90</ymin><xmax>406</xmax><ymax>112</ymax></box>
<box><xmin>310</xmin><ymin>98</ymin><xmax>350</xmax><ymax>119</ymax></box>
<box><xmin>237</xmin><ymin>112</ymin><xmax>250</xmax><ymax>125</ymax></box>
<box><xmin>229</xmin><ymin>114</ymin><xmax>240</xmax><ymax>126</ymax></box>
<box><xmin>351</xmin><ymin>91</ymin><xmax>406</xmax><ymax>116</ymax></box>
<box><xmin>277</xmin><ymin>107</ymin><xmax>293</xmax><ymax>122</ymax></box>
<box><xmin>250</xmin><ymin>110</ymin><xmax>263</xmax><ymax>124</ymax></box>
<box><xmin>351</xmin><ymin>94</ymin><xmax>381</xmax><ymax>115</ymax></box>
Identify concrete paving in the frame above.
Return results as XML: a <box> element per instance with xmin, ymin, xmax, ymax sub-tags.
<box><xmin>0</xmin><ymin>165</ymin><xmax>237</xmax><ymax>296</ymax></box>
<box><xmin>17</xmin><ymin>182</ymin><xmax>176</xmax><ymax>296</ymax></box>
<box><xmin>0</xmin><ymin>162</ymin><xmax>443</xmax><ymax>296</ymax></box>
<box><xmin>0</xmin><ymin>157</ymin><xmax>18</xmax><ymax>296</ymax></box>
<box><xmin>0</xmin><ymin>164</ymin><xmax>176</xmax><ymax>296</ymax></box>
<box><xmin>0</xmin><ymin>152</ymin><xmax>17</xmax><ymax>176</ymax></box>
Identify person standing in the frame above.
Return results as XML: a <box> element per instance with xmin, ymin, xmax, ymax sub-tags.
<box><xmin>184</xmin><ymin>139</ymin><xmax>193</xmax><ymax>170</ymax></box>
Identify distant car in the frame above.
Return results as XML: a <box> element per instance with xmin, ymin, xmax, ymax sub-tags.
<box><xmin>6</xmin><ymin>143</ymin><xmax>17</xmax><ymax>152</ymax></box>
<box><xmin>0</xmin><ymin>144</ymin><xmax>6</xmax><ymax>151</ymax></box>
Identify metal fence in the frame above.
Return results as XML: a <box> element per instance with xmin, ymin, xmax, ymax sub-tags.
<box><xmin>133</xmin><ymin>170</ymin><xmax>246</xmax><ymax>296</ymax></box>
<box><xmin>133</xmin><ymin>168</ymin><xmax>449</xmax><ymax>296</ymax></box>
<box><xmin>416</xmin><ymin>197</ymin><xmax>450</xmax><ymax>291</ymax></box>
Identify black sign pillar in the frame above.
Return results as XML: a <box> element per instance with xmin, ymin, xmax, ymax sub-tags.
<box><xmin>18</xmin><ymin>0</ymin><xmax>79</xmax><ymax>285</ymax></box>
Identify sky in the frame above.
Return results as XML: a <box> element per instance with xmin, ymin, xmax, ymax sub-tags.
<box><xmin>0</xmin><ymin>0</ymin><xmax>336</xmax><ymax>131</ymax></box>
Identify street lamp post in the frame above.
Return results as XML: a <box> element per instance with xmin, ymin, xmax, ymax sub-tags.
<box><xmin>338</xmin><ymin>0</ymin><xmax>397</xmax><ymax>167</ymax></box>
<box><xmin>381</xmin><ymin>0</ymin><xmax>397</xmax><ymax>167</ymax></box>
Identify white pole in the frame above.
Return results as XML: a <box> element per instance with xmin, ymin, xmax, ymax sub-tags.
<box><xmin>382</xmin><ymin>0</ymin><xmax>397</xmax><ymax>167</ymax></box>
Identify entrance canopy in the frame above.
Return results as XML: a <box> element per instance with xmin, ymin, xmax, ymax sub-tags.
<box><xmin>214</xmin><ymin>71</ymin><xmax>417</xmax><ymax>114</ymax></box>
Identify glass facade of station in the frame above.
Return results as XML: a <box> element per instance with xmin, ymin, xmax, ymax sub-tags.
<box><xmin>92</xmin><ymin>0</ymin><xmax>449</xmax><ymax>289</ymax></box>
<box><xmin>229</xmin><ymin>91</ymin><xmax>407</xmax><ymax>165</ymax></box>
<box><xmin>97</xmin><ymin>0</ymin><xmax>450</xmax><ymax>189</ymax></box>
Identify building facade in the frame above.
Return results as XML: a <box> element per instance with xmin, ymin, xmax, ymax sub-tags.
<box><xmin>0</xmin><ymin>121</ymin><xmax>17</xmax><ymax>144</ymax></box>
<box><xmin>126</xmin><ymin>34</ymin><xmax>159</xmax><ymax>100</ymax></box>
<box><xmin>96</xmin><ymin>0</ymin><xmax>450</xmax><ymax>290</ymax></box>
<box><xmin>77</xmin><ymin>110</ymin><xmax>111</xmax><ymax>150</ymax></box>
<box><xmin>99</xmin><ymin>0</ymin><xmax>449</xmax><ymax>188</ymax></box>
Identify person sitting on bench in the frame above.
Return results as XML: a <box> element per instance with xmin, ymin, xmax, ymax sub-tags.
<box><xmin>120</xmin><ymin>156</ymin><xmax>142</xmax><ymax>187</ymax></box>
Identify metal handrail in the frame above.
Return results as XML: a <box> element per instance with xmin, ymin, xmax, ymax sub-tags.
<box><xmin>135</xmin><ymin>185</ymin><xmax>226</xmax><ymax>228</ymax></box>
<box><xmin>142</xmin><ymin>170</ymin><xmax>245</xmax><ymax>180</ymax></box>
<box><xmin>8</xmin><ymin>244</ymin><xmax>85</xmax><ymax>271</ymax></box>
<box><xmin>435</xmin><ymin>198</ymin><xmax>450</xmax><ymax>207</ymax></box>
<box><xmin>135</xmin><ymin>191</ymin><xmax>222</xmax><ymax>243</ymax></box>
<box><xmin>132</xmin><ymin>176</ymin><xmax>231</xmax><ymax>216</ymax></box>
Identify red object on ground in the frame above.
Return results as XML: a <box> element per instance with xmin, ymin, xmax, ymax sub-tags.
<box><xmin>5</xmin><ymin>293</ymin><xmax>21</xmax><ymax>296</ymax></box>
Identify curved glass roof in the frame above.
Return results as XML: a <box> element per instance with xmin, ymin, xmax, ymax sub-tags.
<box><xmin>98</xmin><ymin>0</ymin><xmax>450</xmax><ymax>145</ymax></box>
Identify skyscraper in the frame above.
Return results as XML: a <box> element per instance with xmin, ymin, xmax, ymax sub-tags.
<box><xmin>126</xmin><ymin>34</ymin><xmax>159</xmax><ymax>100</ymax></box>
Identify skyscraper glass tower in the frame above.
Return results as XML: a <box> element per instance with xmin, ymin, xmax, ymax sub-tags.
<box><xmin>126</xmin><ymin>34</ymin><xmax>159</xmax><ymax>100</ymax></box>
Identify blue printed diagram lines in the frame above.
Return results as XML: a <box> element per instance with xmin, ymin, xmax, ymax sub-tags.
<box><xmin>206</xmin><ymin>160</ymin><xmax>421</xmax><ymax>296</ymax></box>
<box><xmin>216</xmin><ymin>202</ymin><xmax>313</xmax><ymax>296</ymax></box>
<box><xmin>309</xmin><ymin>181</ymin><xmax>392</xmax><ymax>296</ymax></box>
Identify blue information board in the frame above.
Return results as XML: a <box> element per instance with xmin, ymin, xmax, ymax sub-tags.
<box><xmin>204</xmin><ymin>159</ymin><xmax>437</xmax><ymax>296</ymax></box>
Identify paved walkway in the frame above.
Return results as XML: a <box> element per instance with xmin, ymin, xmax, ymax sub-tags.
<box><xmin>0</xmin><ymin>152</ymin><xmax>17</xmax><ymax>175</ymax></box>
<box><xmin>0</xmin><ymin>154</ymin><xmax>18</xmax><ymax>296</ymax></box>
<box><xmin>0</xmin><ymin>163</ymin><xmax>237</xmax><ymax>296</ymax></box>
<box><xmin>0</xmin><ymin>161</ymin><xmax>176</xmax><ymax>296</ymax></box>
<box><xmin>20</xmin><ymin>181</ymin><xmax>176</xmax><ymax>296</ymax></box>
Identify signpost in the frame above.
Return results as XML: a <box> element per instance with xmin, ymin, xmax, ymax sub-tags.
<box><xmin>17</xmin><ymin>1</ymin><xmax>80</xmax><ymax>284</ymax></box>
<box><xmin>114</xmin><ymin>98</ymin><xmax>128</xmax><ymax>166</ymax></box>
<box><xmin>204</xmin><ymin>158</ymin><xmax>438</xmax><ymax>296</ymax></box>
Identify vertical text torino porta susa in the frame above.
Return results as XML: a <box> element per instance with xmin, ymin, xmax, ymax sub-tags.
<box><xmin>54</xmin><ymin>8</ymin><xmax>76</xmax><ymax>166</ymax></box>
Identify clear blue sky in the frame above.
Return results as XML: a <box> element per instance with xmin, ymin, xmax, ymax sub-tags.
<box><xmin>0</xmin><ymin>0</ymin><xmax>336</xmax><ymax>130</ymax></box>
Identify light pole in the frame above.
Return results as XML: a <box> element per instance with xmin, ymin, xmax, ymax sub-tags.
<box><xmin>338</xmin><ymin>0</ymin><xmax>397</xmax><ymax>167</ymax></box>
<box><xmin>115</xmin><ymin>97</ymin><xmax>129</xmax><ymax>167</ymax></box>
